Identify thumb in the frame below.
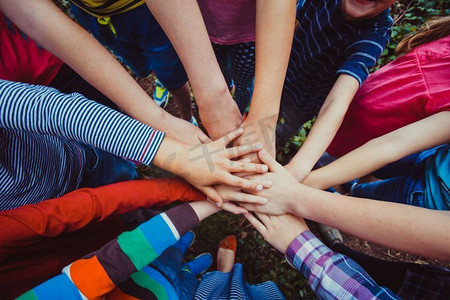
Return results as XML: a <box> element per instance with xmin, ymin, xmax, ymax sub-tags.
<box><xmin>258</xmin><ymin>149</ymin><xmax>282</xmax><ymax>172</ymax></box>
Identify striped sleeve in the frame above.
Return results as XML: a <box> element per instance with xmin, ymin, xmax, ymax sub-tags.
<box><xmin>0</xmin><ymin>80</ymin><xmax>164</xmax><ymax>165</ymax></box>
<box><xmin>285</xmin><ymin>231</ymin><xmax>399</xmax><ymax>300</ymax></box>
<box><xmin>18</xmin><ymin>203</ymin><xmax>199</xmax><ymax>299</ymax></box>
<box><xmin>337</xmin><ymin>11</ymin><xmax>392</xmax><ymax>86</ymax></box>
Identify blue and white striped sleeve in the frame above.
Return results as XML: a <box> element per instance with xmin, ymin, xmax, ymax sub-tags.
<box><xmin>285</xmin><ymin>231</ymin><xmax>399</xmax><ymax>300</ymax></box>
<box><xmin>0</xmin><ymin>80</ymin><xmax>165</xmax><ymax>165</ymax></box>
<box><xmin>337</xmin><ymin>11</ymin><xmax>392</xmax><ymax>86</ymax></box>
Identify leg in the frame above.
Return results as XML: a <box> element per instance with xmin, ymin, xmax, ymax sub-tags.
<box><xmin>212</xmin><ymin>43</ymin><xmax>233</xmax><ymax>90</ymax></box>
<box><xmin>230</xmin><ymin>42</ymin><xmax>255</xmax><ymax>114</ymax></box>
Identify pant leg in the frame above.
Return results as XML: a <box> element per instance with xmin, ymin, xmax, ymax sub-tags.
<box><xmin>351</xmin><ymin>176</ymin><xmax>409</xmax><ymax>204</ymax></box>
<box><xmin>230</xmin><ymin>42</ymin><xmax>255</xmax><ymax>114</ymax></box>
<box><xmin>78</xmin><ymin>143</ymin><xmax>139</xmax><ymax>188</ymax></box>
<box><xmin>212</xmin><ymin>43</ymin><xmax>233</xmax><ymax>90</ymax></box>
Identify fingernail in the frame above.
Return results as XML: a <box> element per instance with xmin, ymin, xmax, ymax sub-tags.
<box><xmin>256</xmin><ymin>184</ymin><xmax>263</xmax><ymax>191</ymax></box>
<box><xmin>260</xmin><ymin>149</ymin><xmax>267</xmax><ymax>156</ymax></box>
<box><xmin>237</xmin><ymin>128</ymin><xmax>244</xmax><ymax>133</ymax></box>
<box><xmin>242</xmin><ymin>158</ymin><xmax>251</xmax><ymax>163</ymax></box>
<box><xmin>216</xmin><ymin>202</ymin><xmax>221</xmax><ymax>207</ymax></box>
<box><xmin>262</xmin><ymin>198</ymin><xmax>268</xmax><ymax>204</ymax></box>
<box><xmin>255</xmin><ymin>143</ymin><xmax>263</xmax><ymax>149</ymax></box>
<box><xmin>265</xmin><ymin>180</ymin><xmax>273</xmax><ymax>187</ymax></box>
<box><xmin>262</xmin><ymin>165</ymin><xmax>268</xmax><ymax>172</ymax></box>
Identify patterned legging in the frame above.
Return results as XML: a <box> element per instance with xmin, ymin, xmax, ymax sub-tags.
<box><xmin>212</xmin><ymin>42</ymin><xmax>255</xmax><ymax>114</ymax></box>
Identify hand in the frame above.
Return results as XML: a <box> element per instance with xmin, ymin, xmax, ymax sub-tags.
<box><xmin>211</xmin><ymin>178</ymin><xmax>272</xmax><ymax>214</ymax></box>
<box><xmin>148</xmin><ymin>231</ymin><xmax>212</xmax><ymax>299</ymax></box>
<box><xmin>165</xmin><ymin>117</ymin><xmax>212</xmax><ymax>145</ymax></box>
<box><xmin>198</xmin><ymin>97</ymin><xmax>242</xmax><ymax>141</ymax></box>
<box><xmin>245</xmin><ymin>213</ymin><xmax>308</xmax><ymax>254</ymax></box>
<box><xmin>240</xmin><ymin>150</ymin><xmax>300</xmax><ymax>215</ymax></box>
<box><xmin>164</xmin><ymin>128</ymin><xmax>269</xmax><ymax>206</ymax></box>
<box><xmin>233</xmin><ymin>115</ymin><xmax>277</xmax><ymax>163</ymax></box>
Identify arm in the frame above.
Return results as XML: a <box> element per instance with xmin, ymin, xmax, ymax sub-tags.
<box><xmin>144</xmin><ymin>0</ymin><xmax>242</xmax><ymax>140</ymax></box>
<box><xmin>234</xmin><ymin>0</ymin><xmax>297</xmax><ymax>157</ymax></box>
<box><xmin>17</xmin><ymin>201</ymin><xmax>220</xmax><ymax>300</ymax></box>
<box><xmin>245</xmin><ymin>213</ymin><xmax>399</xmax><ymax>300</ymax></box>
<box><xmin>303</xmin><ymin>111</ymin><xmax>450</xmax><ymax>189</ymax></box>
<box><xmin>243</xmin><ymin>150</ymin><xmax>450</xmax><ymax>260</ymax></box>
<box><xmin>285</xmin><ymin>74</ymin><xmax>359</xmax><ymax>181</ymax></box>
<box><xmin>0</xmin><ymin>81</ymin><xmax>266</xmax><ymax>204</ymax></box>
<box><xmin>0</xmin><ymin>0</ymin><xmax>208</xmax><ymax>145</ymax></box>
<box><xmin>0</xmin><ymin>178</ymin><xmax>205</xmax><ymax>245</ymax></box>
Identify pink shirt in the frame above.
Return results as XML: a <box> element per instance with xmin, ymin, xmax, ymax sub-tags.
<box><xmin>197</xmin><ymin>0</ymin><xmax>256</xmax><ymax>45</ymax></box>
<box><xmin>0</xmin><ymin>12</ymin><xmax>63</xmax><ymax>85</ymax></box>
<box><xmin>328</xmin><ymin>35</ymin><xmax>450</xmax><ymax>158</ymax></box>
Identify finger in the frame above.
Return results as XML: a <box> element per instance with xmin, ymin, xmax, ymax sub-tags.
<box><xmin>228</xmin><ymin>161</ymin><xmax>268</xmax><ymax>174</ymax></box>
<box><xmin>223</xmin><ymin>189</ymin><xmax>268</xmax><ymax>205</ymax></box>
<box><xmin>202</xmin><ymin>186</ymin><xmax>223</xmax><ymax>207</ymax></box>
<box><xmin>244</xmin><ymin>212</ymin><xmax>267</xmax><ymax>234</ymax></box>
<box><xmin>255</xmin><ymin>212</ymin><xmax>271</xmax><ymax>226</ymax></box>
<box><xmin>258</xmin><ymin>149</ymin><xmax>283</xmax><ymax>172</ymax></box>
<box><xmin>225</xmin><ymin>175</ymin><xmax>263</xmax><ymax>191</ymax></box>
<box><xmin>218</xmin><ymin>127</ymin><xmax>244</xmax><ymax>147</ymax></box>
<box><xmin>222</xmin><ymin>202</ymin><xmax>248</xmax><ymax>214</ymax></box>
<box><xmin>243</xmin><ymin>179</ymin><xmax>273</xmax><ymax>189</ymax></box>
<box><xmin>227</xmin><ymin>143</ymin><xmax>264</xmax><ymax>159</ymax></box>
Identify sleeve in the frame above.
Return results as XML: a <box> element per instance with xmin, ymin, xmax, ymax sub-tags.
<box><xmin>337</xmin><ymin>11</ymin><xmax>392</xmax><ymax>86</ymax></box>
<box><xmin>285</xmin><ymin>231</ymin><xmax>399</xmax><ymax>300</ymax></box>
<box><xmin>0</xmin><ymin>80</ymin><xmax>164</xmax><ymax>165</ymax></box>
<box><xmin>17</xmin><ymin>202</ymin><xmax>200</xmax><ymax>300</ymax></box>
<box><xmin>0</xmin><ymin>178</ymin><xmax>205</xmax><ymax>247</ymax></box>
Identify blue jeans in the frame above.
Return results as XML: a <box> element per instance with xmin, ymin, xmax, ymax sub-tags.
<box><xmin>79</xmin><ymin>143</ymin><xmax>139</xmax><ymax>188</ymax></box>
<box><xmin>351</xmin><ymin>147</ymin><xmax>441</xmax><ymax>207</ymax></box>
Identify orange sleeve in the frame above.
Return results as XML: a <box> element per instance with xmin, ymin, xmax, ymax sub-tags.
<box><xmin>0</xmin><ymin>178</ymin><xmax>205</xmax><ymax>246</ymax></box>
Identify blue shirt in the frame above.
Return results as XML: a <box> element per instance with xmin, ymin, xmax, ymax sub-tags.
<box><xmin>282</xmin><ymin>0</ymin><xmax>392</xmax><ymax>120</ymax></box>
<box><xmin>425</xmin><ymin>145</ymin><xmax>450</xmax><ymax>210</ymax></box>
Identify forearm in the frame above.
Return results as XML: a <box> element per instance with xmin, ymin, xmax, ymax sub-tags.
<box><xmin>0</xmin><ymin>0</ymin><xmax>173</xmax><ymax>127</ymax></box>
<box><xmin>247</xmin><ymin>0</ymin><xmax>296</xmax><ymax>121</ymax></box>
<box><xmin>290</xmin><ymin>185</ymin><xmax>450</xmax><ymax>260</ymax></box>
<box><xmin>303</xmin><ymin>111</ymin><xmax>450</xmax><ymax>189</ymax></box>
<box><xmin>288</xmin><ymin>75</ymin><xmax>359</xmax><ymax>181</ymax></box>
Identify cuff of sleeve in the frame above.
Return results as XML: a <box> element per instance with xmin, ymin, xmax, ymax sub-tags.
<box><xmin>285</xmin><ymin>230</ymin><xmax>316</xmax><ymax>269</ymax></box>
<box><xmin>139</xmin><ymin>130</ymin><xmax>165</xmax><ymax>166</ymax></box>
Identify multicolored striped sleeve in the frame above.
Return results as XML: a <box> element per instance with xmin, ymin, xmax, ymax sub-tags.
<box><xmin>337</xmin><ymin>10</ymin><xmax>392</xmax><ymax>86</ymax></box>
<box><xmin>17</xmin><ymin>203</ymin><xmax>199</xmax><ymax>300</ymax></box>
<box><xmin>285</xmin><ymin>231</ymin><xmax>399</xmax><ymax>300</ymax></box>
<box><xmin>0</xmin><ymin>80</ymin><xmax>164</xmax><ymax>165</ymax></box>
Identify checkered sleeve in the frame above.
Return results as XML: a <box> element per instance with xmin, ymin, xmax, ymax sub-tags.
<box><xmin>17</xmin><ymin>203</ymin><xmax>199</xmax><ymax>300</ymax></box>
<box><xmin>286</xmin><ymin>231</ymin><xmax>399</xmax><ymax>300</ymax></box>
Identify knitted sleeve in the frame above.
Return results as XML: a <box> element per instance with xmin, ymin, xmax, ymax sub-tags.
<box><xmin>17</xmin><ymin>203</ymin><xmax>200</xmax><ymax>300</ymax></box>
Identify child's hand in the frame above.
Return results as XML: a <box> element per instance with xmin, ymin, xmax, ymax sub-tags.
<box><xmin>239</xmin><ymin>150</ymin><xmax>300</xmax><ymax>215</ymax></box>
<box><xmin>245</xmin><ymin>212</ymin><xmax>308</xmax><ymax>254</ymax></box>
<box><xmin>169</xmin><ymin>128</ymin><xmax>269</xmax><ymax>206</ymax></box>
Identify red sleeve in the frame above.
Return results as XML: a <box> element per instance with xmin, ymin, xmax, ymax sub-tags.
<box><xmin>0</xmin><ymin>178</ymin><xmax>205</xmax><ymax>246</ymax></box>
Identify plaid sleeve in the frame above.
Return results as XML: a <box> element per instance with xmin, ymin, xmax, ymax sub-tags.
<box><xmin>286</xmin><ymin>231</ymin><xmax>399</xmax><ymax>300</ymax></box>
<box><xmin>17</xmin><ymin>203</ymin><xmax>199</xmax><ymax>300</ymax></box>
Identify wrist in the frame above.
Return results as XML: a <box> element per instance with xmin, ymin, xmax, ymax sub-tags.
<box><xmin>153</xmin><ymin>138</ymin><xmax>189</xmax><ymax>176</ymax></box>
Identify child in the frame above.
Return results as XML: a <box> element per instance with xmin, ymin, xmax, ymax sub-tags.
<box><xmin>278</xmin><ymin>0</ymin><xmax>393</xmax><ymax>181</ymax></box>
<box><xmin>0</xmin><ymin>80</ymin><xmax>268</xmax><ymax>210</ymax></box>
<box><xmin>300</xmin><ymin>17</ymin><xmax>450</xmax><ymax>209</ymax></box>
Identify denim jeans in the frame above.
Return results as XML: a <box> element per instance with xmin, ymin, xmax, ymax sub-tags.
<box><xmin>78</xmin><ymin>143</ymin><xmax>139</xmax><ymax>188</ymax></box>
<box><xmin>349</xmin><ymin>148</ymin><xmax>447</xmax><ymax>207</ymax></box>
